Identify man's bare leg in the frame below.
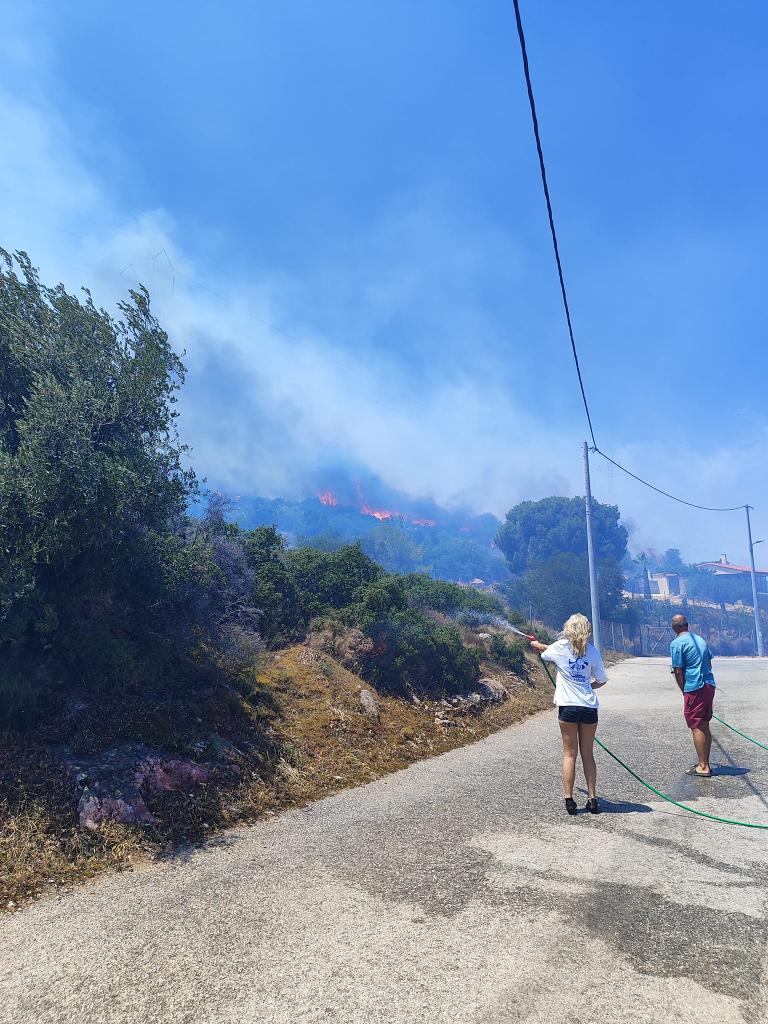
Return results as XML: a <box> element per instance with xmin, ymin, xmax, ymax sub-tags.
<box><xmin>690</xmin><ymin>722</ymin><xmax>712</xmax><ymax>772</ymax></box>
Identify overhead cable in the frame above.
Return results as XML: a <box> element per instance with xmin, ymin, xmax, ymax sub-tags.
<box><xmin>511</xmin><ymin>0</ymin><xmax>745</xmax><ymax>513</ymax></box>
<box><xmin>511</xmin><ymin>0</ymin><xmax>596</xmax><ymax>448</ymax></box>
<box><xmin>593</xmin><ymin>448</ymin><xmax>745</xmax><ymax>513</ymax></box>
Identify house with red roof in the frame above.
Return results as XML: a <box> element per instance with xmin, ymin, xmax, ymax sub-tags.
<box><xmin>696</xmin><ymin>554</ymin><xmax>768</xmax><ymax>594</ymax></box>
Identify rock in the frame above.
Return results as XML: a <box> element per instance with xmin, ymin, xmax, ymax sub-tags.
<box><xmin>465</xmin><ymin>693</ymin><xmax>483</xmax><ymax>710</ymax></box>
<box><xmin>359</xmin><ymin>689</ymin><xmax>380</xmax><ymax>721</ymax></box>
<box><xmin>79</xmin><ymin>793</ymin><xmax>156</xmax><ymax>830</ymax></box>
<box><xmin>61</xmin><ymin>743</ymin><xmax>212</xmax><ymax>831</ymax></box>
<box><xmin>475</xmin><ymin>678</ymin><xmax>510</xmax><ymax>704</ymax></box>
<box><xmin>477</xmin><ymin>632</ymin><xmax>492</xmax><ymax>639</ymax></box>
<box><xmin>141</xmin><ymin>759</ymin><xmax>210</xmax><ymax>795</ymax></box>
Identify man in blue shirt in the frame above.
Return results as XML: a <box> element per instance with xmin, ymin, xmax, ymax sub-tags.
<box><xmin>670</xmin><ymin>614</ymin><xmax>716</xmax><ymax>778</ymax></box>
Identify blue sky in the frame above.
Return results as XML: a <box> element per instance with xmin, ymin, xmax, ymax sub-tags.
<box><xmin>3</xmin><ymin>1</ymin><xmax>768</xmax><ymax>561</ymax></box>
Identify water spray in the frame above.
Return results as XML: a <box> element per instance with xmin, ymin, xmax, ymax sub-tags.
<box><xmin>490</xmin><ymin>616</ymin><xmax>536</xmax><ymax>642</ymax></box>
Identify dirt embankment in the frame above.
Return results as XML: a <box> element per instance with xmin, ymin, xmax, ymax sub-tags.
<box><xmin>0</xmin><ymin>645</ymin><xmax>554</xmax><ymax>911</ymax></box>
<box><xmin>263</xmin><ymin>645</ymin><xmax>554</xmax><ymax>801</ymax></box>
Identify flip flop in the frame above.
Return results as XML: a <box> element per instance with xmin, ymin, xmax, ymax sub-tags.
<box><xmin>684</xmin><ymin>765</ymin><xmax>713</xmax><ymax>778</ymax></box>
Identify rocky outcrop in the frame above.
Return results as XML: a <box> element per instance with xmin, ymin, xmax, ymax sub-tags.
<box><xmin>474</xmin><ymin>677</ymin><xmax>510</xmax><ymax>704</ymax></box>
<box><xmin>359</xmin><ymin>688</ymin><xmax>380</xmax><ymax>721</ymax></box>
<box><xmin>63</xmin><ymin>744</ymin><xmax>212</xmax><ymax>830</ymax></box>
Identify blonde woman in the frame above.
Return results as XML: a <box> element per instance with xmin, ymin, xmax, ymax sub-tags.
<box><xmin>530</xmin><ymin>614</ymin><xmax>608</xmax><ymax>815</ymax></box>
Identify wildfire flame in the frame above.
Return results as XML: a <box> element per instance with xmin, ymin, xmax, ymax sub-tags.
<box><xmin>361</xmin><ymin>504</ymin><xmax>396</xmax><ymax>521</ymax></box>
<box><xmin>317</xmin><ymin>483</ymin><xmax>437</xmax><ymax>527</ymax></box>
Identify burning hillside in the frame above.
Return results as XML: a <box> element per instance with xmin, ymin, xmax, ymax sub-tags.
<box><xmin>230</xmin><ymin>473</ymin><xmax>510</xmax><ymax>584</ymax></box>
<box><xmin>316</xmin><ymin>482</ymin><xmax>437</xmax><ymax>527</ymax></box>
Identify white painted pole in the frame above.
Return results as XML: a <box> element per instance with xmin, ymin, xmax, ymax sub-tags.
<box><xmin>745</xmin><ymin>504</ymin><xmax>765</xmax><ymax>656</ymax></box>
<box><xmin>583</xmin><ymin>441</ymin><xmax>602</xmax><ymax>653</ymax></box>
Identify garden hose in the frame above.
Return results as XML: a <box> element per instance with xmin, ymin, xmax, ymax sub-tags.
<box><xmin>711</xmin><ymin>713</ymin><xmax>768</xmax><ymax>753</ymax></box>
<box><xmin>537</xmin><ymin>658</ymin><xmax>768</xmax><ymax>830</ymax></box>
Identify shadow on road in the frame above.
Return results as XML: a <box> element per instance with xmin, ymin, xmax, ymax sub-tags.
<box><xmin>711</xmin><ymin>733</ymin><xmax>768</xmax><ymax>813</ymax></box>
<box><xmin>575</xmin><ymin>788</ymin><xmax>653</xmax><ymax>814</ymax></box>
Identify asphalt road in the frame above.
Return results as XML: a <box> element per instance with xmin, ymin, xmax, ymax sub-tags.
<box><xmin>2</xmin><ymin>657</ymin><xmax>768</xmax><ymax>1024</ymax></box>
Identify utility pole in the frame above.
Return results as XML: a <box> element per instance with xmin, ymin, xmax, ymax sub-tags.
<box><xmin>745</xmin><ymin>504</ymin><xmax>765</xmax><ymax>656</ymax></box>
<box><xmin>583</xmin><ymin>441</ymin><xmax>602</xmax><ymax>652</ymax></box>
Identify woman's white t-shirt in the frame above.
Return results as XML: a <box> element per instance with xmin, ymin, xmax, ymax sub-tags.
<box><xmin>541</xmin><ymin>638</ymin><xmax>607</xmax><ymax>708</ymax></box>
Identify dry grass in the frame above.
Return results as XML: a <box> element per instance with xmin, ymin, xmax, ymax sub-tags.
<box><xmin>258</xmin><ymin>646</ymin><xmax>553</xmax><ymax>803</ymax></box>
<box><xmin>0</xmin><ymin>742</ymin><xmax>154</xmax><ymax>909</ymax></box>
<box><xmin>0</xmin><ymin>648</ymin><xmax>553</xmax><ymax>911</ymax></box>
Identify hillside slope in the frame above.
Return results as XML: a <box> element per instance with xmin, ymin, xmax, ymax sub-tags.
<box><xmin>1</xmin><ymin>643</ymin><xmax>553</xmax><ymax>910</ymax></box>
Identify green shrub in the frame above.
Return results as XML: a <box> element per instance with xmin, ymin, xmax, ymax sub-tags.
<box><xmin>359</xmin><ymin>610</ymin><xmax>480</xmax><ymax>697</ymax></box>
<box><xmin>341</xmin><ymin>577</ymin><xmax>480</xmax><ymax>697</ymax></box>
<box><xmin>243</xmin><ymin>527</ymin><xmax>305</xmax><ymax>645</ymax></box>
<box><xmin>487</xmin><ymin>634</ymin><xmax>526</xmax><ymax>674</ymax></box>
<box><xmin>0</xmin><ymin>252</ymin><xmax>207</xmax><ymax>720</ymax></box>
<box><xmin>401</xmin><ymin>574</ymin><xmax>506</xmax><ymax>617</ymax></box>
<box><xmin>283</xmin><ymin>543</ymin><xmax>383</xmax><ymax>617</ymax></box>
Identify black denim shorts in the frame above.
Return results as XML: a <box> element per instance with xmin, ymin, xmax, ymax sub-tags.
<box><xmin>558</xmin><ymin>705</ymin><xmax>598</xmax><ymax>725</ymax></box>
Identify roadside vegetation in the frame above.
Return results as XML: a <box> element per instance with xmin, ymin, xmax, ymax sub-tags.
<box><xmin>0</xmin><ymin>252</ymin><xmax>552</xmax><ymax>909</ymax></box>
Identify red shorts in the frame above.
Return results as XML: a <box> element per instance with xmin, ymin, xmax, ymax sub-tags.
<box><xmin>683</xmin><ymin>684</ymin><xmax>715</xmax><ymax>730</ymax></box>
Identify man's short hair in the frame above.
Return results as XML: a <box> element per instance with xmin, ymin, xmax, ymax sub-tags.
<box><xmin>671</xmin><ymin>614</ymin><xmax>688</xmax><ymax>629</ymax></box>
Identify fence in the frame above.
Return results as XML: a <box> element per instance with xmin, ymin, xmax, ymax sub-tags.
<box><xmin>600</xmin><ymin>620</ymin><xmax>639</xmax><ymax>655</ymax></box>
<box><xmin>601</xmin><ymin>620</ymin><xmax>757</xmax><ymax>657</ymax></box>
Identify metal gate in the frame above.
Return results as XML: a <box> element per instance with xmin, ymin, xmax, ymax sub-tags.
<box><xmin>640</xmin><ymin>625</ymin><xmax>675</xmax><ymax>656</ymax></box>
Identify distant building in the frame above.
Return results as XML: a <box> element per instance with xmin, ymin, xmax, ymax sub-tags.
<box><xmin>696</xmin><ymin>554</ymin><xmax>768</xmax><ymax>594</ymax></box>
<box><xmin>648</xmin><ymin>572</ymin><xmax>686</xmax><ymax>600</ymax></box>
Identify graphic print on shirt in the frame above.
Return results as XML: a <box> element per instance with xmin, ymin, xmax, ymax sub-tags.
<box><xmin>568</xmin><ymin>656</ymin><xmax>590</xmax><ymax>683</ymax></box>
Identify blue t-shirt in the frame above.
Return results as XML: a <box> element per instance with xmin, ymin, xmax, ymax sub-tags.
<box><xmin>670</xmin><ymin>632</ymin><xmax>715</xmax><ymax>693</ymax></box>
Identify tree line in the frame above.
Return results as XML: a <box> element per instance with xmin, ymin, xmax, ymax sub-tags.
<box><xmin>0</xmin><ymin>252</ymin><xmax>519</xmax><ymax>731</ymax></box>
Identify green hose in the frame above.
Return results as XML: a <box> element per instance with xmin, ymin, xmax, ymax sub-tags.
<box><xmin>539</xmin><ymin>659</ymin><xmax>768</xmax><ymax>829</ymax></box>
<box><xmin>712</xmin><ymin>713</ymin><xmax>768</xmax><ymax>752</ymax></box>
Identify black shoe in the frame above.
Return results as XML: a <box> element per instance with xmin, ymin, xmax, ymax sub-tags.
<box><xmin>586</xmin><ymin>798</ymin><xmax>600</xmax><ymax>814</ymax></box>
<box><xmin>565</xmin><ymin>797</ymin><xmax>578</xmax><ymax>815</ymax></box>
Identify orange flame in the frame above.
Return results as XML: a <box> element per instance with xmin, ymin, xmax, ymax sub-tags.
<box><xmin>321</xmin><ymin>481</ymin><xmax>436</xmax><ymax>527</ymax></box>
<box><xmin>361</xmin><ymin>504</ymin><xmax>396</xmax><ymax>521</ymax></box>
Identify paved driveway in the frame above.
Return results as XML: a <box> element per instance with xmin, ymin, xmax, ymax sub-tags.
<box><xmin>2</xmin><ymin>657</ymin><xmax>767</xmax><ymax>1024</ymax></box>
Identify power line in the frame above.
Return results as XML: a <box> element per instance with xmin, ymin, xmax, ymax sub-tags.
<box><xmin>593</xmin><ymin>448</ymin><xmax>745</xmax><ymax>513</ymax></box>
<box><xmin>511</xmin><ymin>0</ymin><xmax>746</xmax><ymax>514</ymax></box>
<box><xmin>511</xmin><ymin>0</ymin><xmax>596</xmax><ymax>449</ymax></box>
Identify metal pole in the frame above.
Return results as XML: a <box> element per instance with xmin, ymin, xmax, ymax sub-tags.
<box><xmin>583</xmin><ymin>441</ymin><xmax>602</xmax><ymax>652</ymax></box>
<box><xmin>745</xmin><ymin>504</ymin><xmax>764</xmax><ymax>656</ymax></box>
